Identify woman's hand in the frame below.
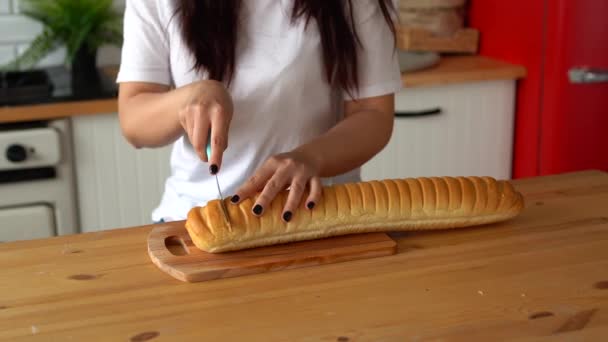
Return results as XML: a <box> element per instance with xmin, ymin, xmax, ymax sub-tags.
<box><xmin>231</xmin><ymin>150</ymin><xmax>323</xmax><ymax>222</ymax></box>
<box><xmin>178</xmin><ymin>80</ymin><xmax>233</xmax><ymax>173</ymax></box>
<box><xmin>228</xmin><ymin>93</ymin><xmax>394</xmax><ymax>221</ymax></box>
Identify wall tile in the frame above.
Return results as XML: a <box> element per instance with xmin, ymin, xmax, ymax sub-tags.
<box><xmin>16</xmin><ymin>44</ymin><xmax>66</xmax><ymax>67</ymax></box>
<box><xmin>2</xmin><ymin>0</ymin><xmax>124</xmax><ymax>68</ymax></box>
<box><xmin>0</xmin><ymin>44</ymin><xmax>16</xmax><ymax>65</ymax></box>
<box><xmin>11</xmin><ymin>0</ymin><xmax>19</xmax><ymax>13</ymax></box>
<box><xmin>0</xmin><ymin>15</ymin><xmax>42</xmax><ymax>43</ymax></box>
<box><xmin>0</xmin><ymin>0</ymin><xmax>11</xmax><ymax>14</ymax></box>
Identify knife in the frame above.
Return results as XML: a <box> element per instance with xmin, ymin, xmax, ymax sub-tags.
<box><xmin>206</xmin><ymin>134</ymin><xmax>232</xmax><ymax>229</ymax></box>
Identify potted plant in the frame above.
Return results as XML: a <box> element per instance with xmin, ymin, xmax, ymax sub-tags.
<box><xmin>1</xmin><ymin>0</ymin><xmax>122</xmax><ymax>93</ymax></box>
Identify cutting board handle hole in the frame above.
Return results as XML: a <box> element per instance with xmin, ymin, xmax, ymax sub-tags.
<box><xmin>165</xmin><ymin>236</ymin><xmax>189</xmax><ymax>256</ymax></box>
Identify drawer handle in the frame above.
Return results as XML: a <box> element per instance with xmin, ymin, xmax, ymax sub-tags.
<box><xmin>395</xmin><ymin>108</ymin><xmax>442</xmax><ymax>118</ymax></box>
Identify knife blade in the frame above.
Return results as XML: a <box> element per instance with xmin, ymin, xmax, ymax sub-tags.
<box><xmin>207</xmin><ymin>134</ymin><xmax>231</xmax><ymax>229</ymax></box>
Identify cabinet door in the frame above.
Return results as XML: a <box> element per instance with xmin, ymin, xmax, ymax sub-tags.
<box><xmin>361</xmin><ymin>80</ymin><xmax>516</xmax><ymax>181</ymax></box>
<box><xmin>0</xmin><ymin>205</ymin><xmax>55</xmax><ymax>242</ymax></box>
<box><xmin>71</xmin><ymin>114</ymin><xmax>172</xmax><ymax>232</ymax></box>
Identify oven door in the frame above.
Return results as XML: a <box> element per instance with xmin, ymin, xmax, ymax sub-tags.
<box><xmin>0</xmin><ymin>205</ymin><xmax>55</xmax><ymax>242</ymax></box>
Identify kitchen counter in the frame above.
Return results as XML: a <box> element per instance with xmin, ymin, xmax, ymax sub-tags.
<box><xmin>403</xmin><ymin>55</ymin><xmax>527</xmax><ymax>87</ymax></box>
<box><xmin>1</xmin><ymin>170</ymin><xmax>607</xmax><ymax>340</ymax></box>
<box><xmin>0</xmin><ymin>56</ymin><xmax>525</xmax><ymax>124</ymax></box>
<box><xmin>0</xmin><ymin>66</ymin><xmax>118</xmax><ymax>124</ymax></box>
<box><xmin>0</xmin><ymin>98</ymin><xmax>118</xmax><ymax>124</ymax></box>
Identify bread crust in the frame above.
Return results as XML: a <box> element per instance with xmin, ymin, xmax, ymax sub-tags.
<box><xmin>185</xmin><ymin>176</ymin><xmax>524</xmax><ymax>253</ymax></box>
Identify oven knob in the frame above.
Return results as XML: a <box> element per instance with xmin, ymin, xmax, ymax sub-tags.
<box><xmin>6</xmin><ymin>144</ymin><xmax>28</xmax><ymax>163</ymax></box>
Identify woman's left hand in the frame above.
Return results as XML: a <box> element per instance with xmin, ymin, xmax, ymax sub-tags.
<box><xmin>231</xmin><ymin>150</ymin><xmax>323</xmax><ymax>222</ymax></box>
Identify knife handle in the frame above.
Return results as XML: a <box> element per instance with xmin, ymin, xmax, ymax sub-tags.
<box><xmin>206</xmin><ymin>130</ymin><xmax>212</xmax><ymax>160</ymax></box>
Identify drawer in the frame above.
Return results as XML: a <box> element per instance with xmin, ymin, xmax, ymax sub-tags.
<box><xmin>361</xmin><ymin>80</ymin><xmax>517</xmax><ymax>181</ymax></box>
<box><xmin>0</xmin><ymin>204</ymin><xmax>55</xmax><ymax>242</ymax></box>
<box><xmin>0</xmin><ymin>127</ymin><xmax>61</xmax><ymax>171</ymax></box>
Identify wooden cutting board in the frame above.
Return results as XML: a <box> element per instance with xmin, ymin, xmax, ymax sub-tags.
<box><xmin>147</xmin><ymin>223</ymin><xmax>397</xmax><ymax>282</ymax></box>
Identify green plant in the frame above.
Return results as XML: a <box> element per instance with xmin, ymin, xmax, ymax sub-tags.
<box><xmin>1</xmin><ymin>0</ymin><xmax>122</xmax><ymax>70</ymax></box>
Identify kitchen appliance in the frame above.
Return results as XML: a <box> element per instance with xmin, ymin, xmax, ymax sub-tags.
<box><xmin>147</xmin><ymin>223</ymin><xmax>396</xmax><ymax>282</ymax></box>
<box><xmin>469</xmin><ymin>0</ymin><xmax>608</xmax><ymax>177</ymax></box>
<box><xmin>0</xmin><ymin>119</ymin><xmax>79</xmax><ymax>242</ymax></box>
<box><xmin>0</xmin><ymin>66</ymin><xmax>117</xmax><ymax>107</ymax></box>
<box><xmin>0</xmin><ymin>70</ymin><xmax>54</xmax><ymax>106</ymax></box>
<box><xmin>0</xmin><ymin>64</ymin><xmax>116</xmax><ymax>241</ymax></box>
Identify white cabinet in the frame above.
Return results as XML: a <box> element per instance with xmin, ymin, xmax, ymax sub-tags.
<box><xmin>0</xmin><ymin>205</ymin><xmax>55</xmax><ymax>242</ymax></box>
<box><xmin>360</xmin><ymin>80</ymin><xmax>517</xmax><ymax>181</ymax></box>
<box><xmin>71</xmin><ymin>114</ymin><xmax>172</xmax><ymax>232</ymax></box>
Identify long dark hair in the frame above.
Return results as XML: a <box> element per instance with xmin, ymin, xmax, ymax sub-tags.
<box><xmin>175</xmin><ymin>0</ymin><xmax>396</xmax><ymax>96</ymax></box>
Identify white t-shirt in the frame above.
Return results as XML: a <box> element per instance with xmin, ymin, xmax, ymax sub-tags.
<box><xmin>116</xmin><ymin>0</ymin><xmax>403</xmax><ymax>222</ymax></box>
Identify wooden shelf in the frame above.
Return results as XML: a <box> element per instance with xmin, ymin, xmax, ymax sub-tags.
<box><xmin>402</xmin><ymin>55</ymin><xmax>527</xmax><ymax>88</ymax></box>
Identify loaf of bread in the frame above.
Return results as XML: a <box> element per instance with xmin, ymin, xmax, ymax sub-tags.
<box><xmin>185</xmin><ymin>176</ymin><xmax>524</xmax><ymax>253</ymax></box>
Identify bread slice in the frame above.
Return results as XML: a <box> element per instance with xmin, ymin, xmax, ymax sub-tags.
<box><xmin>185</xmin><ymin>176</ymin><xmax>524</xmax><ymax>253</ymax></box>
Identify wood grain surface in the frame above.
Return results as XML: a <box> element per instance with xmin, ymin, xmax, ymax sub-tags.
<box><xmin>148</xmin><ymin>224</ymin><xmax>397</xmax><ymax>282</ymax></box>
<box><xmin>397</xmin><ymin>27</ymin><xmax>480</xmax><ymax>53</ymax></box>
<box><xmin>403</xmin><ymin>55</ymin><xmax>527</xmax><ymax>87</ymax></box>
<box><xmin>0</xmin><ymin>98</ymin><xmax>117</xmax><ymax>124</ymax></box>
<box><xmin>1</xmin><ymin>170</ymin><xmax>607</xmax><ymax>341</ymax></box>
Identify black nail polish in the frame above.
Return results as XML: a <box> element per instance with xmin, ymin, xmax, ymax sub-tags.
<box><xmin>210</xmin><ymin>164</ymin><xmax>218</xmax><ymax>175</ymax></box>
<box><xmin>307</xmin><ymin>201</ymin><xmax>316</xmax><ymax>210</ymax></box>
<box><xmin>230</xmin><ymin>195</ymin><xmax>240</xmax><ymax>204</ymax></box>
<box><xmin>283</xmin><ymin>211</ymin><xmax>293</xmax><ymax>222</ymax></box>
<box><xmin>253</xmin><ymin>204</ymin><xmax>263</xmax><ymax>215</ymax></box>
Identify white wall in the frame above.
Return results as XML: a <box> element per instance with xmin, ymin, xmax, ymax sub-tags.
<box><xmin>0</xmin><ymin>0</ymin><xmax>124</xmax><ymax>68</ymax></box>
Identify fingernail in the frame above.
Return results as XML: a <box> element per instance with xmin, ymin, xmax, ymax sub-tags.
<box><xmin>209</xmin><ymin>164</ymin><xmax>218</xmax><ymax>175</ymax></box>
<box><xmin>307</xmin><ymin>201</ymin><xmax>316</xmax><ymax>210</ymax></box>
<box><xmin>253</xmin><ymin>204</ymin><xmax>263</xmax><ymax>216</ymax></box>
<box><xmin>283</xmin><ymin>211</ymin><xmax>292</xmax><ymax>222</ymax></box>
<box><xmin>230</xmin><ymin>195</ymin><xmax>240</xmax><ymax>204</ymax></box>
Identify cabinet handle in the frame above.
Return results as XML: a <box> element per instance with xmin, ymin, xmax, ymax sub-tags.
<box><xmin>394</xmin><ymin>108</ymin><xmax>442</xmax><ymax>118</ymax></box>
<box><xmin>569</xmin><ymin>67</ymin><xmax>608</xmax><ymax>84</ymax></box>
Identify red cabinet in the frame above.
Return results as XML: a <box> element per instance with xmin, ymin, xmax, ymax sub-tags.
<box><xmin>469</xmin><ymin>0</ymin><xmax>608</xmax><ymax>178</ymax></box>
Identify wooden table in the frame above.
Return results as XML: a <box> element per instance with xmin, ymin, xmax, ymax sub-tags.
<box><xmin>1</xmin><ymin>170</ymin><xmax>607</xmax><ymax>341</ymax></box>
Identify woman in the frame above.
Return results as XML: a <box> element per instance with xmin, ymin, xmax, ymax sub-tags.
<box><xmin>116</xmin><ymin>0</ymin><xmax>402</xmax><ymax>223</ymax></box>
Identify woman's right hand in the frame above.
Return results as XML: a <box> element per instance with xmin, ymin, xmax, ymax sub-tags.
<box><xmin>178</xmin><ymin>80</ymin><xmax>233</xmax><ymax>174</ymax></box>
